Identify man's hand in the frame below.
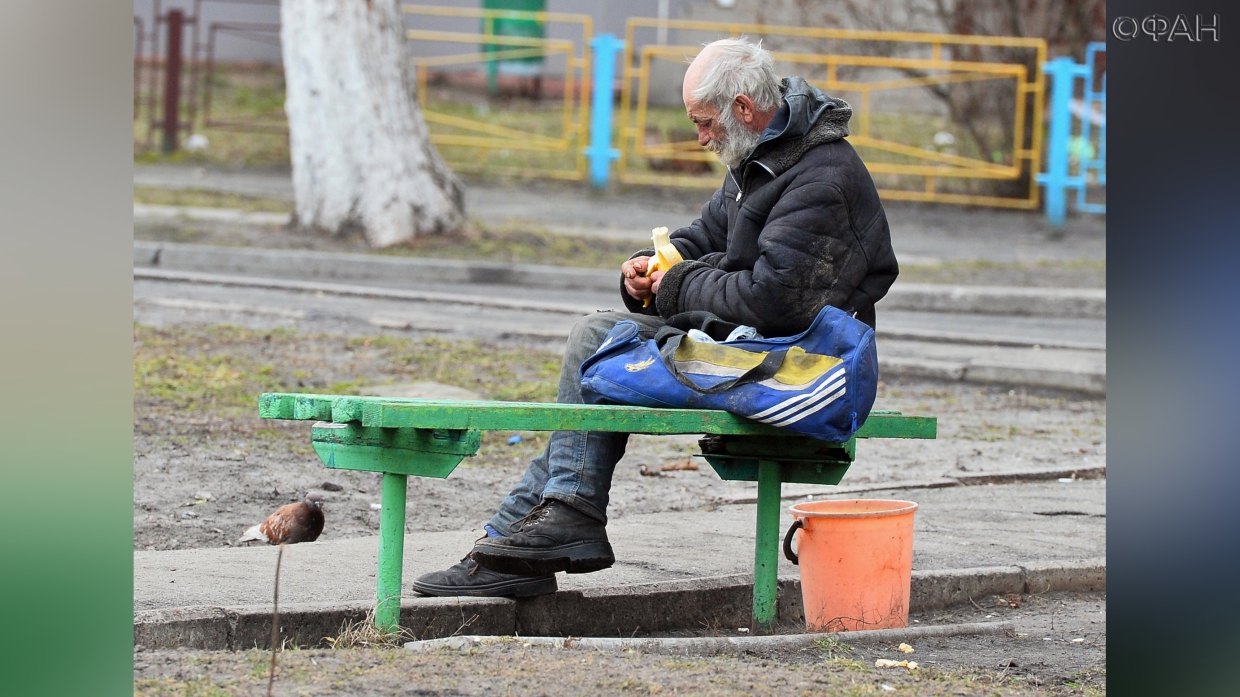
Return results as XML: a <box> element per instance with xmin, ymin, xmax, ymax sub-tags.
<box><xmin>622</xmin><ymin>256</ymin><xmax>654</xmax><ymax>300</ymax></box>
<box><xmin>650</xmin><ymin>270</ymin><xmax>667</xmax><ymax>295</ymax></box>
<box><xmin>623</xmin><ymin>256</ymin><xmax>669</xmax><ymax>301</ymax></box>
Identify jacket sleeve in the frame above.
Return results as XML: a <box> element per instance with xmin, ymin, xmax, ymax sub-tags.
<box><xmin>655</xmin><ymin>180</ymin><xmax>868</xmax><ymax>337</ymax></box>
<box><xmin>622</xmin><ymin>186</ymin><xmax>730</xmax><ymax>313</ymax></box>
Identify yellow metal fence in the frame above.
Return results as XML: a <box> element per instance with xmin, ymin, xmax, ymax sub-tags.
<box><xmin>617</xmin><ymin>18</ymin><xmax>1047</xmax><ymax>208</ymax></box>
<box><xmin>400</xmin><ymin>6</ymin><xmax>1048</xmax><ymax>208</ymax></box>
<box><xmin>402</xmin><ymin>4</ymin><xmax>593</xmax><ymax>180</ymax></box>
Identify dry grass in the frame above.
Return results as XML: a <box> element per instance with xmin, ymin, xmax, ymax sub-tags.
<box><xmin>134</xmin><ymin>185</ymin><xmax>292</xmax><ymax>214</ymax></box>
<box><xmin>323</xmin><ymin>610</ymin><xmax>419</xmax><ymax>649</ymax></box>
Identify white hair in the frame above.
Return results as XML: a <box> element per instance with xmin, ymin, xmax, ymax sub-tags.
<box><xmin>690</xmin><ymin>37</ymin><xmax>784</xmax><ymax>113</ymax></box>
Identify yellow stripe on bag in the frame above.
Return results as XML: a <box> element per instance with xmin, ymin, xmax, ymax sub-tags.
<box><xmin>672</xmin><ymin>340</ymin><xmax>842</xmax><ymax>387</ymax></box>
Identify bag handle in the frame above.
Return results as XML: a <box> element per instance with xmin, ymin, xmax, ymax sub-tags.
<box><xmin>783</xmin><ymin>519</ymin><xmax>804</xmax><ymax>565</ymax></box>
<box><xmin>657</xmin><ymin>334</ymin><xmax>787</xmax><ymax>395</ymax></box>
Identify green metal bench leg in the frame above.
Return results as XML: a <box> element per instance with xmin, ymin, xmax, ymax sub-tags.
<box><xmin>752</xmin><ymin>460</ymin><xmax>782</xmax><ymax>630</ymax></box>
<box><xmin>376</xmin><ymin>472</ymin><xmax>408</xmax><ymax>634</ymax></box>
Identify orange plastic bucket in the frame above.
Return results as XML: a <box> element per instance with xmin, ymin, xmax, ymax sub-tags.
<box><xmin>784</xmin><ymin>499</ymin><xmax>917</xmax><ymax>632</ymax></box>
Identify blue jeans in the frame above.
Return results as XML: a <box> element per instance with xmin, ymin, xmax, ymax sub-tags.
<box><xmin>487</xmin><ymin>311</ymin><xmax>667</xmax><ymax>533</ymax></box>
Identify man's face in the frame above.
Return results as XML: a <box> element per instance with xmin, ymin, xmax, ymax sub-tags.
<box><xmin>686</xmin><ymin>99</ymin><xmax>727</xmax><ymax>153</ymax></box>
<box><xmin>685</xmin><ymin>96</ymin><xmax>762</xmax><ymax>169</ymax></box>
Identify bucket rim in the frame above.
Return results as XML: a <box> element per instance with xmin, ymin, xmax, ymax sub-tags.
<box><xmin>789</xmin><ymin>499</ymin><xmax>918</xmax><ymax>520</ymax></box>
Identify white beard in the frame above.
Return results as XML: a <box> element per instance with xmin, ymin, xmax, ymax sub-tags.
<box><xmin>708</xmin><ymin>110</ymin><xmax>763</xmax><ymax>168</ymax></box>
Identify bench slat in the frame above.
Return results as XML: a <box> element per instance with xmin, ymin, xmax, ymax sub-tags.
<box><xmin>259</xmin><ymin>393</ymin><xmax>935</xmax><ymax>440</ymax></box>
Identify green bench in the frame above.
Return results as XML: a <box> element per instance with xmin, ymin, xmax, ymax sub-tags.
<box><xmin>259</xmin><ymin>393</ymin><xmax>936</xmax><ymax>633</ymax></box>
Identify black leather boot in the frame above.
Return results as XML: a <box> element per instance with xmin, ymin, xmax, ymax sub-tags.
<box><xmin>411</xmin><ymin>556</ymin><xmax>557</xmax><ymax>598</ymax></box>
<box><xmin>470</xmin><ymin>500</ymin><xmax>615</xmax><ymax>576</ymax></box>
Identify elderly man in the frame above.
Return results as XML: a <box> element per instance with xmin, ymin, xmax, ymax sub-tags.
<box><xmin>413</xmin><ymin>37</ymin><xmax>897</xmax><ymax>598</ymax></box>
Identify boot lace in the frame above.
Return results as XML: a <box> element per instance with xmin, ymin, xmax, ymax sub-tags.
<box><xmin>508</xmin><ymin>502</ymin><xmax>552</xmax><ymax>534</ymax></box>
<box><xmin>463</xmin><ymin>533</ymin><xmax>491</xmax><ymax>575</ymax></box>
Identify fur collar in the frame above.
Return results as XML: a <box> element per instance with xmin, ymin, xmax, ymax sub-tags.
<box><xmin>753</xmin><ymin>100</ymin><xmax>852</xmax><ymax>177</ymax></box>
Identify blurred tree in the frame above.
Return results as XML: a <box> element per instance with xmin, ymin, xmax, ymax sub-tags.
<box><xmin>281</xmin><ymin>0</ymin><xmax>463</xmax><ymax>247</ymax></box>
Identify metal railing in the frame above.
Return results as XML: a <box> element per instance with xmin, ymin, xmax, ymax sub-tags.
<box><xmin>200</xmin><ymin>21</ymin><xmax>284</xmax><ymax>133</ymax></box>
<box><xmin>1038</xmin><ymin>42</ymin><xmax>1105</xmax><ymax>226</ymax></box>
<box><xmin>615</xmin><ymin>18</ymin><xmax>1048</xmax><ymax>209</ymax></box>
<box><xmin>134</xmin><ymin>3</ymin><xmax>1072</xmax><ymax>214</ymax></box>
<box><xmin>401</xmin><ymin>4</ymin><xmax>593</xmax><ymax>181</ymax></box>
<box><xmin>135</xmin><ymin>0</ymin><xmax>284</xmax><ymax>152</ymax></box>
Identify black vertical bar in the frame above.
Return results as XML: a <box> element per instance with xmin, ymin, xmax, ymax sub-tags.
<box><xmin>162</xmin><ymin>9</ymin><xmax>184</xmax><ymax>153</ymax></box>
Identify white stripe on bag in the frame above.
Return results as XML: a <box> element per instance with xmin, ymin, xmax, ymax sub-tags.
<box><xmin>749</xmin><ymin>366</ymin><xmax>844</xmax><ymax>420</ymax></box>
<box><xmin>756</xmin><ymin>376</ymin><xmax>846</xmax><ymax>426</ymax></box>
<box><xmin>764</xmin><ymin>386</ymin><xmax>847</xmax><ymax>427</ymax></box>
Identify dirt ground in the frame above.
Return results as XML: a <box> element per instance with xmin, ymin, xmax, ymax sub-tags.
<box><xmin>133</xmin><ymin>592</ymin><xmax>1104</xmax><ymax>697</ymax></box>
<box><xmin>134</xmin><ymin>324</ymin><xmax>1105</xmax><ymax>551</ymax></box>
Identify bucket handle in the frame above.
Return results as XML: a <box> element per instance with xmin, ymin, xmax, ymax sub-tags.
<box><xmin>782</xmin><ymin>519</ymin><xmax>804</xmax><ymax>565</ymax></box>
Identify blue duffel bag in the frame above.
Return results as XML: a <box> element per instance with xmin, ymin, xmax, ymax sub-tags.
<box><xmin>579</xmin><ymin>305</ymin><xmax>879</xmax><ymax>442</ymax></box>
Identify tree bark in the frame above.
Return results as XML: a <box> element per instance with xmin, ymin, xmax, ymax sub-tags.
<box><xmin>281</xmin><ymin>0</ymin><xmax>464</xmax><ymax>247</ymax></box>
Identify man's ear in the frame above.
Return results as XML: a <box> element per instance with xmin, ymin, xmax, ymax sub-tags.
<box><xmin>733</xmin><ymin>94</ymin><xmax>756</xmax><ymax>125</ymax></box>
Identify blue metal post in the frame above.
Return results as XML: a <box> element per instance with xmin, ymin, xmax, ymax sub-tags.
<box><xmin>1038</xmin><ymin>57</ymin><xmax>1082</xmax><ymax>228</ymax></box>
<box><xmin>1077</xmin><ymin>42</ymin><xmax>1106</xmax><ymax>214</ymax></box>
<box><xmin>1037</xmin><ymin>48</ymin><xmax>1106</xmax><ymax>226</ymax></box>
<box><xmin>585</xmin><ymin>34</ymin><xmax>624</xmax><ymax>189</ymax></box>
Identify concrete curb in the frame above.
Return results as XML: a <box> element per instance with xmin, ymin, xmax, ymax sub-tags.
<box><xmin>133</xmin><ymin>559</ymin><xmax>1104</xmax><ymax>650</ymax></box>
<box><xmin>880</xmin><ymin>283</ymin><xmax>1106</xmax><ymax>320</ymax></box>
<box><xmin>406</xmin><ymin>621</ymin><xmax>1015</xmax><ymax>655</ymax></box>
<box><xmin>133</xmin><ymin>597</ymin><xmax>517</xmax><ymax>653</ymax></box>
<box><xmin>134</xmin><ymin>204</ymin><xmax>291</xmax><ymax>227</ymax></box>
<box><xmin>134</xmin><ymin>240</ymin><xmax>621</xmax><ymax>294</ymax></box>
<box><xmin>911</xmin><ymin>559</ymin><xmax>1106</xmax><ymax>611</ymax></box>
<box><xmin>134</xmin><ymin>241</ymin><xmax>1104</xmax><ymax>319</ymax></box>
<box><xmin>880</xmin><ymin>356</ymin><xmax>1106</xmax><ymax>396</ymax></box>
<box><xmin>719</xmin><ymin>466</ymin><xmax>1107</xmax><ymax>505</ymax></box>
<box><xmin>134</xmin><ymin>267</ymin><xmax>598</xmax><ymax>316</ymax></box>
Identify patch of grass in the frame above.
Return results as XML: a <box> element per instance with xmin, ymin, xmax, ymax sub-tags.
<box><xmin>134</xmin><ymin>352</ymin><xmax>268</xmax><ymax>412</ymax></box>
<box><xmin>658</xmin><ymin>659</ymin><xmax>710</xmax><ymax>670</ymax></box>
<box><xmin>134</xmin><ymin>186</ymin><xmax>293</xmax><ymax>214</ymax></box>
<box><xmin>134</xmin><ymin>325</ymin><xmax>288</xmax><ymax>416</ymax></box>
<box><xmin>134</xmin><ymin>676</ymin><xmax>241</xmax><ymax>697</ymax></box>
<box><xmin>824</xmin><ymin>657</ymin><xmax>869</xmax><ymax>673</ymax></box>
<box><xmin>134</xmin><ymin>325</ymin><xmax>562</xmax><ymax>422</ymax></box>
<box><xmin>953</xmin><ymin>422</ymin><xmax>1021</xmax><ymax>442</ymax></box>
<box><xmin>135</xmin><ymin>65</ymin><xmax>290</xmax><ymax>168</ymax></box>
<box><xmin>813</xmin><ymin>636</ymin><xmax>855</xmax><ymax>657</ymax></box>
<box><xmin>1063</xmin><ymin>667</ymin><xmax>1107</xmax><ymax>696</ymax></box>
<box><xmin>605</xmin><ymin>676</ymin><xmax>667</xmax><ymax>693</ymax></box>
<box><xmin>359</xmin><ymin>335</ymin><xmax>561</xmax><ymax>403</ymax></box>
<box><xmin>375</xmin><ymin>221</ymin><xmax>639</xmax><ymax>270</ymax></box>
<box><xmin>134</xmin><ymin>221</ymin><xmax>209</xmax><ymax>243</ymax></box>
<box><xmin>325</xmin><ymin>610</ymin><xmax>419</xmax><ymax>649</ymax></box>
<box><xmin>243</xmin><ymin>651</ymin><xmax>272</xmax><ymax>679</ymax></box>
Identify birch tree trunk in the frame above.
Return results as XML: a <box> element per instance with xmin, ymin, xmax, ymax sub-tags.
<box><xmin>281</xmin><ymin>0</ymin><xmax>464</xmax><ymax>247</ymax></box>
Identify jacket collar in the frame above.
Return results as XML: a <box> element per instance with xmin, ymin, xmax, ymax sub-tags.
<box><xmin>736</xmin><ymin>77</ymin><xmax>852</xmax><ymax>179</ymax></box>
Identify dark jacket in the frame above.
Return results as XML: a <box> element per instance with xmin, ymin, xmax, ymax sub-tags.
<box><xmin>622</xmin><ymin>77</ymin><xmax>898</xmax><ymax>335</ymax></box>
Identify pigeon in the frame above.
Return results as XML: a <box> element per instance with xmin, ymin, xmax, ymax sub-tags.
<box><xmin>238</xmin><ymin>493</ymin><xmax>324</xmax><ymax>545</ymax></box>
